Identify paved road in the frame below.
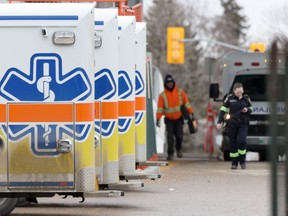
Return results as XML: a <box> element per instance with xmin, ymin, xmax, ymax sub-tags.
<box><xmin>10</xmin><ymin>153</ymin><xmax>285</xmax><ymax>216</ymax></box>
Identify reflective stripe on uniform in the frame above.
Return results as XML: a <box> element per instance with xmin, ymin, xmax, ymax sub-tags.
<box><xmin>220</xmin><ymin>106</ymin><xmax>228</xmax><ymax>112</ymax></box>
<box><xmin>157</xmin><ymin>107</ymin><xmax>164</xmax><ymax>113</ymax></box>
<box><xmin>238</xmin><ymin>149</ymin><xmax>247</xmax><ymax>155</ymax></box>
<box><xmin>161</xmin><ymin>88</ymin><xmax>183</xmax><ymax>114</ymax></box>
<box><xmin>248</xmin><ymin>106</ymin><xmax>253</xmax><ymax>112</ymax></box>
<box><xmin>178</xmin><ymin>88</ymin><xmax>183</xmax><ymax>105</ymax></box>
<box><xmin>184</xmin><ymin>103</ymin><xmax>190</xmax><ymax>109</ymax></box>
<box><xmin>161</xmin><ymin>92</ymin><xmax>168</xmax><ymax>109</ymax></box>
<box><xmin>163</xmin><ymin>106</ymin><xmax>181</xmax><ymax>114</ymax></box>
<box><xmin>230</xmin><ymin>152</ymin><xmax>239</xmax><ymax>158</ymax></box>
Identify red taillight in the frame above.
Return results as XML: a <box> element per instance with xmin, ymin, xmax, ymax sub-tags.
<box><xmin>251</xmin><ymin>62</ymin><xmax>260</xmax><ymax>66</ymax></box>
<box><xmin>234</xmin><ymin>62</ymin><xmax>243</xmax><ymax>66</ymax></box>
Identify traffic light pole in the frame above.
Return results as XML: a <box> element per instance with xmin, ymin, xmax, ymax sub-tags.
<box><xmin>182</xmin><ymin>38</ymin><xmax>248</xmax><ymax>52</ymax></box>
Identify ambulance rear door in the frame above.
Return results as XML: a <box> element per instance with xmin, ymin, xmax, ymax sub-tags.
<box><xmin>0</xmin><ymin>3</ymin><xmax>95</xmax><ymax>190</ymax></box>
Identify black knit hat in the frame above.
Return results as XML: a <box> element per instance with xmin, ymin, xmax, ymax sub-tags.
<box><xmin>164</xmin><ymin>74</ymin><xmax>174</xmax><ymax>84</ymax></box>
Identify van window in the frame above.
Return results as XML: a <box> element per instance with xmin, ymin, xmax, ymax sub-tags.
<box><xmin>232</xmin><ymin>74</ymin><xmax>284</xmax><ymax>101</ymax></box>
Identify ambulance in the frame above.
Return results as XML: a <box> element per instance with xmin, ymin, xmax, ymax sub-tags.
<box><xmin>0</xmin><ymin>3</ymin><xmax>122</xmax><ymax>215</ymax></box>
<box><xmin>94</xmin><ymin>8</ymin><xmax>119</xmax><ymax>186</ymax></box>
<box><xmin>117</xmin><ymin>17</ymin><xmax>162</xmax><ymax>180</ymax></box>
<box><xmin>135</xmin><ymin>22</ymin><xmax>147</xmax><ymax>163</ymax></box>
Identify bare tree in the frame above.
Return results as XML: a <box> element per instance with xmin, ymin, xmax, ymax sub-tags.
<box><xmin>145</xmin><ymin>0</ymin><xmax>214</xmax><ymax>150</ymax></box>
<box><xmin>208</xmin><ymin>0</ymin><xmax>249</xmax><ymax>56</ymax></box>
<box><xmin>145</xmin><ymin>0</ymin><xmax>204</xmax><ymax>117</ymax></box>
<box><xmin>264</xmin><ymin>3</ymin><xmax>288</xmax><ymax>47</ymax></box>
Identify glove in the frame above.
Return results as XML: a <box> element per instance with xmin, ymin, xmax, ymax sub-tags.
<box><xmin>156</xmin><ymin>119</ymin><xmax>161</xmax><ymax>127</ymax></box>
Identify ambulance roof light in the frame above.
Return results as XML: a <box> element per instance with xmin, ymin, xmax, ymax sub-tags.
<box><xmin>94</xmin><ymin>32</ymin><xmax>102</xmax><ymax>48</ymax></box>
<box><xmin>53</xmin><ymin>31</ymin><xmax>75</xmax><ymax>45</ymax></box>
<box><xmin>251</xmin><ymin>62</ymin><xmax>260</xmax><ymax>66</ymax></box>
<box><xmin>234</xmin><ymin>62</ymin><xmax>242</xmax><ymax>66</ymax></box>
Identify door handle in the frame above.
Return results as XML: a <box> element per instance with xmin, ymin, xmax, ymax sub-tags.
<box><xmin>56</xmin><ymin>139</ymin><xmax>72</xmax><ymax>153</ymax></box>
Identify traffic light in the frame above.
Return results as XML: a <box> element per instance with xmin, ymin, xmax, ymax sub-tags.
<box><xmin>250</xmin><ymin>43</ymin><xmax>265</xmax><ymax>53</ymax></box>
<box><xmin>167</xmin><ymin>27</ymin><xmax>185</xmax><ymax>64</ymax></box>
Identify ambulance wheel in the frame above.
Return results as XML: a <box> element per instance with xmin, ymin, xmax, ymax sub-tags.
<box><xmin>16</xmin><ymin>197</ymin><xmax>38</xmax><ymax>207</ymax></box>
<box><xmin>259</xmin><ymin>151</ymin><xmax>267</xmax><ymax>161</ymax></box>
<box><xmin>0</xmin><ymin>197</ymin><xmax>19</xmax><ymax>216</ymax></box>
<box><xmin>223</xmin><ymin>151</ymin><xmax>230</xmax><ymax>161</ymax></box>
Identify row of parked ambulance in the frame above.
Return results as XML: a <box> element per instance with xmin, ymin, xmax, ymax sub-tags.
<box><xmin>0</xmin><ymin>3</ymin><xmax>165</xmax><ymax>215</ymax></box>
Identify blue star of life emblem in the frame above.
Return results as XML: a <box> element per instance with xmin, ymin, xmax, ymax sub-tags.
<box><xmin>0</xmin><ymin>53</ymin><xmax>92</xmax><ymax>156</ymax></box>
<box><xmin>94</xmin><ymin>68</ymin><xmax>117</xmax><ymax>138</ymax></box>
<box><xmin>135</xmin><ymin>70</ymin><xmax>145</xmax><ymax>126</ymax></box>
<box><xmin>118</xmin><ymin>70</ymin><xmax>133</xmax><ymax>133</ymax></box>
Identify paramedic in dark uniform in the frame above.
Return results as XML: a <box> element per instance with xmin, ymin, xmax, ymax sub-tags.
<box><xmin>216</xmin><ymin>83</ymin><xmax>253</xmax><ymax>169</ymax></box>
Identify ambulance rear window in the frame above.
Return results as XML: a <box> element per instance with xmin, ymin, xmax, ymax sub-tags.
<box><xmin>231</xmin><ymin>74</ymin><xmax>284</xmax><ymax>102</ymax></box>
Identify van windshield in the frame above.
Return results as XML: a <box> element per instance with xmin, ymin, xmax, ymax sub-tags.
<box><xmin>232</xmin><ymin>74</ymin><xmax>284</xmax><ymax>101</ymax></box>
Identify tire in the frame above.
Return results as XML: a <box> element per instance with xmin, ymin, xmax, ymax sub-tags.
<box><xmin>259</xmin><ymin>151</ymin><xmax>267</xmax><ymax>161</ymax></box>
<box><xmin>0</xmin><ymin>198</ymin><xmax>18</xmax><ymax>216</ymax></box>
<box><xmin>223</xmin><ymin>151</ymin><xmax>230</xmax><ymax>161</ymax></box>
<box><xmin>16</xmin><ymin>197</ymin><xmax>38</xmax><ymax>207</ymax></box>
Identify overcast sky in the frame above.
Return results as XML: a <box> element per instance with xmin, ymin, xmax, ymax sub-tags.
<box><xmin>236</xmin><ymin>0</ymin><xmax>287</xmax><ymax>44</ymax></box>
<box><xmin>143</xmin><ymin>0</ymin><xmax>288</xmax><ymax>47</ymax></box>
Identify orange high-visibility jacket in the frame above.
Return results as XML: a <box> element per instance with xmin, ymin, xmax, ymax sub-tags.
<box><xmin>156</xmin><ymin>85</ymin><xmax>193</xmax><ymax>120</ymax></box>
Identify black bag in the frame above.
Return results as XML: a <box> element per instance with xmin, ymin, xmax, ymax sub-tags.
<box><xmin>180</xmin><ymin>105</ymin><xmax>198</xmax><ymax>134</ymax></box>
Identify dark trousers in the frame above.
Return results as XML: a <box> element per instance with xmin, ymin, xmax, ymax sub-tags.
<box><xmin>227</xmin><ymin>121</ymin><xmax>248</xmax><ymax>165</ymax></box>
<box><xmin>165</xmin><ymin>117</ymin><xmax>183</xmax><ymax>156</ymax></box>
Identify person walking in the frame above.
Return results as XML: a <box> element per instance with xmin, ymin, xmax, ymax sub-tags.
<box><xmin>216</xmin><ymin>82</ymin><xmax>253</xmax><ymax>169</ymax></box>
<box><xmin>156</xmin><ymin>74</ymin><xmax>194</xmax><ymax>160</ymax></box>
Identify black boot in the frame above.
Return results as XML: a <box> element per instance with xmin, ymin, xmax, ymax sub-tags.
<box><xmin>167</xmin><ymin>154</ymin><xmax>173</xmax><ymax>160</ymax></box>
<box><xmin>231</xmin><ymin>157</ymin><xmax>238</xmax><ymax>169</ymax></box>
<box><xmin>177</xmin><ymin>149</ymin><xmax>183</xmax><ymax>158</ymax></box>
<box><xmin>239</xmin><ymin>154</ymin><xmax>246</xmax><ymax>169</ymax></box>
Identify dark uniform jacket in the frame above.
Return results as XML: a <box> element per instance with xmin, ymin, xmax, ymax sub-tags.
<box><xmin>217</xmin><ymin>94</ymin><xmax>253</xmax><ymax>125</ymax></box>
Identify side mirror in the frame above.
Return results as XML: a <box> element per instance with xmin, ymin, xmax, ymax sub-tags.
<box><xmin>209</xmin><ymin>83</ymin><xmax>219</xmax><ymax>99</ymax></box>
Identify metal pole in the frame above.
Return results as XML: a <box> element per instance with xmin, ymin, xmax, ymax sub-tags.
<box><xmin>269</xmin><ymin>41</ymin><xmax>278</xmax><ymax>216</ymax></box>
<box><xmin>285</xmin><ymin>43</ymin><xmax>288</xmax><ymax>216</ymax></box>
<box><xmin>182</xmin><ymin>38</ymin><xmax>248</xmax><ymax>52</ymax></box>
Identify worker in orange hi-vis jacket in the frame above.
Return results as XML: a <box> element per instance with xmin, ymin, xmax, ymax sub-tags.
<box><xmin>156</xmin><ymin>74</ymin><xmax>194</xmax><ymax>160</ymax></box>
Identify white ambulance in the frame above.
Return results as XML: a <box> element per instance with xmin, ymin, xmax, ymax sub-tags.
<box><xmin>210</xmin><ymin>51</ymin><xmax>285</xmax><ymax>161</ymax></box>
<box><xmin>0</xmin><ymin>3</ymin><xmax>121</xmax><ymax>215</ymax></box>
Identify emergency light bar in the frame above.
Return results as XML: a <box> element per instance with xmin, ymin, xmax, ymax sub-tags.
<box><xmin>230</xmin><ymin>58</ymin><xmax>284</xmax><ymax>68</ymax></box>
<box><xmin>234</xmin><ymin>62</ymin><xmax>242</xmax><ymax>66</ymax></box>
<box><xmin>251</xmin><ymin>62</ymin><xmax>260</xmax><ymax>66</ymax></box>
<box><xmin>234</xmin><ymin>62</ymin><xmax>260</xmax><ymax>67</ymax></box>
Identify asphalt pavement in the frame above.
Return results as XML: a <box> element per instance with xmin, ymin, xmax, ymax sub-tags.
<box><xmin>11</xmin><ymin>151</ymin><xmax>285</xmax><ymax>216</ymax></box>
